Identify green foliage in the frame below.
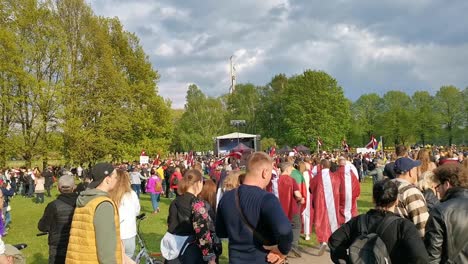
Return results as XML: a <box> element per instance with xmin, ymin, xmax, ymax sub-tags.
<box><xmin>172</xmin><ymin>84</ymin><xmax>227</xmax><ymax>151</ymax></box>
<box><xmin>349</xmin><ymin>93</ymin><xmax>382</xmax><ymax>145</ymax></box>
<box><xmin>0</xmin><ymin>0</ymin><xmax>171</xmax><ymax>166</ymax></box>
<box><xmin>349</xmin><ymin>86</ymin><xmax>466</xmax><ymax>146</ymax></box>
<box><xmin>225</xmin><ymin>83</ymin><xmax>261</xmax><ymax>134</ymax></box>
<box><xmin>378</xmin><ymin>91</ymin><xmax>414</xmax><ymax>145</ymax></box>
<box><xmin>412</xmin><ymin>91</ymin><xmax>440</xmax><ymax>145</ymax></box>
<box><xmin>281</xmin><ymin>70</ymin><xmax>351</xmax><ymax>147</ymax></box>
<box><xmin>435</xmin><ymin>85</ymin><xmax>464</xmax><ymax>145</ymax></box>
<box><xmin>260</xmin><ymin>137</ymin><xmax>276</xmax><ymax>151</ymax></box>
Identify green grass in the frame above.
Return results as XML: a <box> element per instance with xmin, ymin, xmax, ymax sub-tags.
<box><xmin>5</xmin><ymin>178</ymin><xmax>373</xmax><ymax>263</ymax></box>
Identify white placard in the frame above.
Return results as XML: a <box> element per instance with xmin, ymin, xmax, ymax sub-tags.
<box><xmin>140</xmin><ymin>156</ymin><xmax>149</xmax><ymax>164</ymax></box>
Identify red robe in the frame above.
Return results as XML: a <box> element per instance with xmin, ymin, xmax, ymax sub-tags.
<box><xmin>278</xmin><ymin>175</ymin><xmax>300</xmax><ymax>221</ymax></box>
<box><xmin>310</xmin><ymin>168</ymin><xmax>341</xmax><ymax>243</ymax></box>
<box><xmin>338</xmin><ymin>164</ymin><xmax>361</xmax><ymax>224</ymax></box>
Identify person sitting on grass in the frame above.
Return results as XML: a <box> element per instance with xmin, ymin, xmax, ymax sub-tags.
<box><xmin>38</xmin><ymin>175</ymin><xmax>78</xmax><ymax>264</ymax></box>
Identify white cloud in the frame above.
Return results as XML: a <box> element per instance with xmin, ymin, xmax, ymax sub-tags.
<box><xmin>88</xmin><ymin>0</ymin><xmax>468</xmax><ymax>105</ymax></box>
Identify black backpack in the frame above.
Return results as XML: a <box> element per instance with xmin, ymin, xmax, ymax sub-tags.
<box><xmin>349</xmin><ymin>214</ymin><xmax>398</xmax><ymax>264</ymax></box>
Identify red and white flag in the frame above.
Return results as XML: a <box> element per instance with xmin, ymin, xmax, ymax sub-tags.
<box><xmin>317</xmin><ymin>138</ymin><xmax>323</xmax><ymax>147</ymax></box>
<box><xmin>227</xmin><ymin>151</ymin><xmax>242</xmax><ymax>159</ymax></box>
<box><xmin>269</xmin><ymin>146</ymin><xmax>276</xmax><ymax>157</ymax></box>
<box><xmin>365</xmin><ymin>135</ymin><xmax>378</xmax><ymax>149</ymax></box>
<box><xmin>152</xmin><ymin>154</ymin><xmax>160</xmax><ymax>166</ymax></box>
<box><xmin>187</xmin><ymin>151</ymin><xmax>194</xmax><ymax>167</ymax></box>
<box><xmin>342</xmin><ymin>140</ymin><xmax>349</xmax><ymax>152</ymax></box>
<box><xmin>293</xmin><ymin>147</ymin><xmax>298</xmax><ymax>154</ymax></box>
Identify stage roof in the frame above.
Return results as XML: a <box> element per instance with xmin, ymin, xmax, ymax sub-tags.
<box><xmin>216</xmin><ymin>132</ymin><xmax>258</xmax><ymax>140</ymax></box>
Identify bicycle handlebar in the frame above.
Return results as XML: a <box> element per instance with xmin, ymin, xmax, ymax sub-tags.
<box><xmin>36</xmin><ymin>232</ymin><xmax>48</xmax><ymax>236</ymax></box>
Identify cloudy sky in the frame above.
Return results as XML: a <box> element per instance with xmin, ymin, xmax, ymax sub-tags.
<box><xmin>88</xmin><ymin>0</ymin><xmax>468</xmax><ymax>108</ymax></box>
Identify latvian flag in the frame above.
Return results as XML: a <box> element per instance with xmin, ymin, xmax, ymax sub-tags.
<box><xmin>342</xmin><ymin>140</ymin><xmax>350</xmax><ymax>152</ymax></box>
<box><xmin>269</xmin><ymin>146</ymin><xmax>276</xmax><ymax>157</ymax></box>
<box><xmin>317</xmin><ymin>137</ymin><xmax>323</xmax><ymax>147</ymax></box>
<box><xmin>365</xmin><ymin>135</ymin><xmax>378</xmax><ymax>149</ymax></box>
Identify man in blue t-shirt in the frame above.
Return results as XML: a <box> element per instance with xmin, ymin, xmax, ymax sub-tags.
<box><xmin>216</xmin><ymin>152</ymin><xmax>293</xmax><ymax>264</ymax></box>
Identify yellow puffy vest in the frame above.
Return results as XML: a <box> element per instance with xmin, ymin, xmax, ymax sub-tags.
<box><xmin>65</xmin><ymin>196</ymin><xmax>122</xmax><ymax>264</ymax></box>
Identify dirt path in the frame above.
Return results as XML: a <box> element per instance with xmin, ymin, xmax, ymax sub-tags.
<box><xmin>287</xmin><ymin>246</ymin><xmax>332</xmax><ymax>264</ymax></box>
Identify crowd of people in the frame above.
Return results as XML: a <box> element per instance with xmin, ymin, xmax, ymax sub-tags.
<box><xmin>0</xmin><ymin>145</ymin><xmax>466</xmax><ymax>263</ymax></box>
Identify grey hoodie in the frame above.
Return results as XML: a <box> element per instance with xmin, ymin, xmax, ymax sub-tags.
<box><xmin>76</xmin><ymin>189</ymin><xmax>118</xmax><ymax>264</ymax></box>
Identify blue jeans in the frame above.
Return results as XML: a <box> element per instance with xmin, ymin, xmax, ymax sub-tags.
<box><xmin>150</xmin><ymin>193</ymin><xmax>160</xmax><ymax>211</ymax></box>
<box><xmin>131</xmin><ymin>184</ymin><xmax>141</xmax><ymax>198</ymax></box>
<box><xmin>3</xmin><ymin>207</ymin><xmax>10</xmax><ymax>228</ymax></box>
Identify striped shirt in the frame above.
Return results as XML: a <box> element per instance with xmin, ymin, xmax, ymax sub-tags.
<box><xmin>393</xmin><ymin>178</ymin><xmax>429</xmax><ymax>237</ymax></box>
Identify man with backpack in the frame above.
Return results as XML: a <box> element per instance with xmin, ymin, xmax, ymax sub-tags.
<box><xmin>329</xmin><ymin>179</ymin><xmax>428</xmax><ymax>263</ymax></box>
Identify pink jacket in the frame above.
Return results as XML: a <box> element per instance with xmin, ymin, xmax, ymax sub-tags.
<box><xmin>146</xmin><ymin>176</ymin><xmax>162</xmax><ymax>194</ymax></box>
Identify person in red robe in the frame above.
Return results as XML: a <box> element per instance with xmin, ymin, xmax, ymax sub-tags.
<box><xmin>310</xmin><ymin>159</ymin><xmax>341</xmax><ymax>255</ymax></box>
<box><xmin>278</xmin><ymin>162</ymin><xmax>304</xmax><ymax>257</ymax></box>
<box><xmin>337</xmin><ymin>156</ymin><xmax>361</xmax><ymax>224</ymax></box>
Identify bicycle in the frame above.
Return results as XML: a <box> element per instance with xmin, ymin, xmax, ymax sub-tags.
<box><xmin>135</xmin><ymin>213</ymin><xmax>164</xmax><ymax>264</ymax></box>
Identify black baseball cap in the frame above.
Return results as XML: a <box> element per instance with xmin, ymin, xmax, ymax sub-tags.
<box><xmin>88</xmin><ymin>163</ymin><xmax>115</xmax><ymax>189</ymax></box>
<box><xmin>394</xmin><ymin>157</ymin><xmax>421</xmax><ymax>174</ymax></box>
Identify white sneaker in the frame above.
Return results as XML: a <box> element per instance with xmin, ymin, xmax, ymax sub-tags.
<box><xmin>305</xmin><ymin>235</ymin><xmax>310</xmax><ymax>241</ymax></box>
<box><xmin>317</xmin><ymin>242</ymin><xmax>327</xmax><ymax>256</ymax></box>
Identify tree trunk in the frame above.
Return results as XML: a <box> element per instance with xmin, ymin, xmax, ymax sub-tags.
<box><xmin>448</xmin><ymin>124</ymin><xmax>453</xmax><ymax>146</ymax></box>
<box><xmin>24</xmin><ymin>151</ymin><xmax>32</xmax><ymax>168</ymax></box>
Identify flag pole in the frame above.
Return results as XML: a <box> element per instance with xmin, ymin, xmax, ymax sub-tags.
<box><xmin>317</xmin><ymin>137</ymin><xmax>320</xmax><ymax>154</ymax></box>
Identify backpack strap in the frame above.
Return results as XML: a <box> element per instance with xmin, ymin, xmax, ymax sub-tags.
<box><xmin>375</xmin><ymin>214</ymin><xmax>399</xmax><ymax>237</ymax></box>
<box><xmin>358</xmin><ymin>214</ymin><xmax>369</xmax><ymax>235</ymax></box>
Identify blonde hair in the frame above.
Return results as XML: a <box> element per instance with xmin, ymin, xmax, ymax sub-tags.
<box><xmin>417</xmin><ymin>149</ymin><xmax>432</xmax><ymax>173</ymax></box>
<box><xmin>109</xmin><ymin>169</ymin><xmax>131</xmax><ymax>208</ymax></box>
<box><xmin>246</xmin><ymin>152</ymin><xmax>272</xmax><ymax>174</ymax></box>
<box><xmin>418</xmin><ymin>171</ymin><xmax>438</xmax><ymax>191</ymax></box>
<box><xmin>223</xmin><ymin>171</ymin><xmax>242</xmax><ymax>191</ymax></box>
<box><xmin>178</xmin><ymin>169</ymin><xmax>203</xmax><ymax>195</ymax></box>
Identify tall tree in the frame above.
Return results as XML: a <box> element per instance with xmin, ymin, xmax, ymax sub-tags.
<box><xmin>256</xmin><ymin>74</ymin><xmax>289</xmax><ymax>144</ymax></box>
<box><xmin>412</xmin><ymin>91</ymin><xmax>440</xmax><ymax>145</ymax></box>
<box><xmin>173</xmin><ymin>84</ymin><xmax>227</xmax><ymax>151</ymax></box>
<box><xmin>7</xmin><ymin>0</ymin><xmax>66</xmax><ymax>167</ymax></box>
<box><xmin>225</xmin><ymin>83</ymin><xmax>260</xmax><ymax>134</ymax></box>
<box><xmin>0</xmin><ymin>1</ymin><xmax>23</xmax><ymax>166</ymax></box>
<box><xmin>379</xmin><ymin>91</ymin><xmax>413</xmax><ymax>145</ymax></box>
<box><xmin>281</xmin><ymin>70</ymin><xmax>351</xmax><ymax>148</ymax></box>
<box><xmin>351</xmin><ymin>93</ymin><xmax>382</xmax><ymax>145</ymax></box>
<box><xmin>435</xmin><ymin>85</ymin><xmax>464</xmax><ymax>145</ymax></box>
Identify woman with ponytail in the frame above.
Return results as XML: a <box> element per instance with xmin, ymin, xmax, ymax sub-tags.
<box><xmin>164</xmin><ymin>170</ymin><xmax>217</xmax><ymax>264</ymax></box>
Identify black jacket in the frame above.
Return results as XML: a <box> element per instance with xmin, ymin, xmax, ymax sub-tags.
<box><xmin>167</xmin><ymin>193</ymin><xmax>196</xmax><ymax>236</ymax></box>
<box><xmin>42</xmin><ymin>170</ymin><xmax>54</xmax><ymax>187</ymax></box>
<box><xmin>424</xmin><ymin>187</ymin><xmax>468</xmax><ymax>264</ymax></box>
<box><xmin>423</xmin><ymin>189</ymin><xmax>439</xmax><ymax>212</ymax></box>
<box><xmin>38</xmin><ymin>193</ymin><xmax>78</xmax><ymax>262</ymax></box>
<box><xmin>329</xmin><ymin>209</ymin><xmax>428</xmax><ymax>264</ymax></box>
